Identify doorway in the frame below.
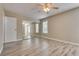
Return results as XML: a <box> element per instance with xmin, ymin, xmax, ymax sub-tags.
<box><xmin>22</xmin><ymin>21</ymin><xmax>31</xmax><ymax>39</ymax></box>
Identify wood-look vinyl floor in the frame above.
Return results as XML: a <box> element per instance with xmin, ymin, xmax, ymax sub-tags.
<box><xmin>1</xmin><ymin>37</ymin><xmax>79</xmax><ymax>56</ymax></box>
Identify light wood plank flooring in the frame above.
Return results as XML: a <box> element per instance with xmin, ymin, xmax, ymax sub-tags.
<box><xmin>1</xmin><ymin>37</ymin><xmax>79</xmax><ymax>56</ymax></box>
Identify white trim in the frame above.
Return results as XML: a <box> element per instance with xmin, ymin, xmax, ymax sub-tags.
<box><xmin>34</xmin><ymin>34</ymin><xmax>79</xmax><ymax>46</ymax></box>
<box><xmin>4</xmin><ymin>39</ymin><xmax>22</xmax><ymax>43</ymax></box>
<box><xmin>0</xmin><ymin>45</ymin><xmax>3</xmax><ymax>54</ymax></box>
<box><xmin>41</xmin><ymin>36</ymin><xmax>79</xmax><ymax>46</ymax></box>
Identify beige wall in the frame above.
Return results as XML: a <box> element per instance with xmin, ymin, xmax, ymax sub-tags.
<box><xmin>33</xmin><ymin>7</ymin><xmax>79</xmax><ymax>44</ymax></box>
<box><xmin>0</xmin><ymin>4</ymin><xmax>5</xmax><ymax>54</ymax></box>
<box><xmin>5</xmin><ymin>10</ymin><xmax>28</xmax><ymax>40</ymax></box>
<box><xmin>48</xmin><ymin>7</ymin><xmax>79</xmax><ymax>43</ymax></box>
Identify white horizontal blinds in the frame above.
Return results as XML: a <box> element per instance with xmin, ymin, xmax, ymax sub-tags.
<box><xmin>42</xmin><ymin>20</ymin><xmax>48</xmax><ymax>33</ymax></box>
<box><xmin>36</xmin><ymin>23</ymin><xmax>39</xmax><ymax>33</ymax></box>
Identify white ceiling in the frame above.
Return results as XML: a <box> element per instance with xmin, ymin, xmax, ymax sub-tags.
<box><xmin>2</xmin><ymin>3</ymin><xmax>79</xmax><ymax>20</ymax></box>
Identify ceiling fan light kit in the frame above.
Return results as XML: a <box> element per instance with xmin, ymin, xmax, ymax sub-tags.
<box><xmin>38</xmin><ymin>3</ymin><xmax>58</xmax><ymax>13</ymax></box>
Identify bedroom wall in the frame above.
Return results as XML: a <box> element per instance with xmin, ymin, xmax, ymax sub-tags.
<box><xmin>33</xmin><ymin>7</ymin><xmax>79</xmax><ymax>44</ymax></box>
<box><xmin>47</xmin><ymin>7</ymin><xmax>79</xmax><ymax>43</ymax></box>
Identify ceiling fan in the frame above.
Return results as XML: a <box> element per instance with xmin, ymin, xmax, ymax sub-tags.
<box><xmin>37</xmin><ymin>3</ymin><xmax>59</xmax><ymax>13</ymax></box>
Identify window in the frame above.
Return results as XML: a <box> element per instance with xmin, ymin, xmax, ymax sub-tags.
<box><xmin>42</xmin><ymin>20</ymin><xmax>48</xmax><ymax>33</ymax></box>
<box><xmin>36</xmin><ymin>23</ymin><xmax>39</xmax><ymax>33</ymax></box>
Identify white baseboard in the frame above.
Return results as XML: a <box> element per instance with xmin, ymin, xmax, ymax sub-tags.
<box><xmin>44</xmin><ymin>37</ymin><xmax>79</xmax><ymax>46</ymax></box>
<box><xmin>0</xmin><ymin>45</ymin><xmax>3</xmax><ymax>54</ymax></box>
<box><xmin>4</xmin><ymin>39</ymin><xmax>23</xmax><ymax>43</ymax></box>
<box><xmin>41</xmin><ymin>36</ymin><xmax>79</xmax><ymax>46</ymax></box>
<box><xmin>34</xmin><ymin>35</ymin><xmax>79</xmax><ymax>46</ymax></box>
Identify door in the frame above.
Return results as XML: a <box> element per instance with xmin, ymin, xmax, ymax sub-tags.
<box><xmin>4</xmin><ymin>17</ymin><xmax>17</xmax><ymax>43</ymax></box>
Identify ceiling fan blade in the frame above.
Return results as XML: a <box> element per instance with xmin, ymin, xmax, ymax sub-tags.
<box><xmin>53</xmin><ymin>7</ymin><xmax>59</xmax><ymax>9</ymax></box>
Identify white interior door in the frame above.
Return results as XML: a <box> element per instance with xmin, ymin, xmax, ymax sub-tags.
<box><xmin>5</xmin><ymin>17</ymin><xmax>17</xmax><ymax>43</ymax></box>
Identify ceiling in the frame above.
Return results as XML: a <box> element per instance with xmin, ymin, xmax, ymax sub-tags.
<box><xmin>2</xmin><ymin>3</ymin><xmax>79</xmax><ymax>20</ymax></box>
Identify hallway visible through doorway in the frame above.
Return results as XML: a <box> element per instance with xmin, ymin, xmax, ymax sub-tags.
<box><xmin>22</xmin><ymin>21</ymin><xmax>31</xmax><ymax>39</ymax></box>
